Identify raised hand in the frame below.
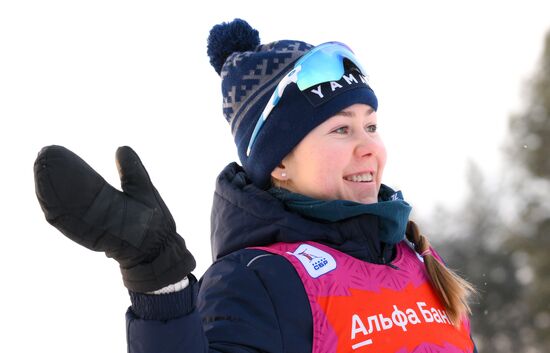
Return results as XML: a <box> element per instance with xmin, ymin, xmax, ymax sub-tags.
<box><xmin>34</xmin><ymin>145</ymin><xmax>195</xmax><ymax>292</ymax></box>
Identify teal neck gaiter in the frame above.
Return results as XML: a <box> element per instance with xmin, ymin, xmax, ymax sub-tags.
<box><xmin>268</xmin><ymin>185</ymin><xmax>412</xmax><ymax>245</ymax></box>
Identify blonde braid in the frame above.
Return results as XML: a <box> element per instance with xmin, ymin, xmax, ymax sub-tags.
<box><xmin>406</xmin><ymin>220</ymin><xmax>476</xmax><ymax>327</ymax></box>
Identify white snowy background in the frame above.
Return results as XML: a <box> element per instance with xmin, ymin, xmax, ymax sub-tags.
<box><xmin>1</xmin><ymin>1</ymin><xmax>549</xmax><ymax>352</ymax></box>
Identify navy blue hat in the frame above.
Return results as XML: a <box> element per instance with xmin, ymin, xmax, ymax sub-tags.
<box><xmin>207</xmin><ymin>19</ymin><xmax>378</xmax><ymax>188</ymax></box>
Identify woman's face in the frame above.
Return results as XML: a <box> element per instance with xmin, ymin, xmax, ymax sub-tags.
<box><xmin>272</xmin><ymin>103</ymin><xmax>386</xmax><ymax>204</ymax></box>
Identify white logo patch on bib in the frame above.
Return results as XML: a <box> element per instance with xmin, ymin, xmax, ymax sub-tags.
<box><xmin>289</xmin><ymin>244</ymin><xmax>336</xmax><ymax>278</ymax></box>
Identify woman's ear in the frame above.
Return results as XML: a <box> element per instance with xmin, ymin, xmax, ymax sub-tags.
<box><xmin>270</xmin><ymin>163</ymin><xmax>288</xmax><ymax>183</ymax></box>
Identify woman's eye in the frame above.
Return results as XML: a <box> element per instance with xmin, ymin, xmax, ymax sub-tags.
<box><xmin>366</xmin><ymin>124</ymin><xmax>377</xmax><ymax>133</ymax></box>
<box><xmin>332</xmin><ymin>126</ymin><xmax>349</xmax><ymax>134</ymax></box>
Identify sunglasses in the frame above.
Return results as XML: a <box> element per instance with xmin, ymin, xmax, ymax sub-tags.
<box><xmin>246</xmin><ymin>41</ymin><xmax>367</xmax><ymax>156</ymax></box>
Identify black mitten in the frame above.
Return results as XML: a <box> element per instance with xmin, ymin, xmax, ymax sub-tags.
<box><xmin>34</xmin><ymin>145</ymin><xmax>196</xmax><ymax>292</ymax></box>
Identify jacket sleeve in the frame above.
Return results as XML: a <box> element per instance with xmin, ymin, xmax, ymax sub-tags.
<box><xmin>126</xmin><ymin>255</ymin><xmax>284</xmax><ymax>353</ymax></box>
<box><xmin>126</xmin><ymin>304</ymin><xmax>208</xmax><ymax>353</ymax></box>
<box><xmin>126</xmin><ymin>274</ymin><xmax>209</xmax><ymax>353</ymax></box>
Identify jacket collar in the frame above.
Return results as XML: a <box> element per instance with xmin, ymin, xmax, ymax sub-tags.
<box><xmin>210</xmin><ymin>162</ymin><xmax>400</xmax><ymax>264</ymax></box>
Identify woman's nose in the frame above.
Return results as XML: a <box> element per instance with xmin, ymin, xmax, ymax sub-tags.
<box><xmin>355</xmin><ymin>143</ymin><xmax>373</xmax><ymax>158</ymax></box>
<box><xmin>354</xmin><ymin>134</ymin><xmax>381</xmax><ymax>158</ymax></box>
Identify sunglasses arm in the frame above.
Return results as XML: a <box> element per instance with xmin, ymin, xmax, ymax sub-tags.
<box><xmin>246</xmin><ymin>66</ymin><xmax>301</xmax><ymax>156</ymax></box>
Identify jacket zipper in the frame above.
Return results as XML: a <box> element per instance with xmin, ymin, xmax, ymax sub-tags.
<box><xmin>380</xmin><ymin>243</ymin><xmax>400</xmax><ymax>270</ymax></box>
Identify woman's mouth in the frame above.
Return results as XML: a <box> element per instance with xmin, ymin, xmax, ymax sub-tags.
<box><xmin>343</xmin><ymin>172</ymin><xmax>373</xmax><ymax>183</ymax></box>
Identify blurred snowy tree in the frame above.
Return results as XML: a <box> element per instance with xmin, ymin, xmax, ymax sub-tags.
<box><xmin>428</xmin><ymin>30</ymin><xmax>550</xmax><ymax>353</ymax></box>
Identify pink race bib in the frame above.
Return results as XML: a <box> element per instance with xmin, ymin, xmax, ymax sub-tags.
<box><xmin>253</xmin><ymin>241</ymin><xmax>473</xmax><ymax>353</ymax></box>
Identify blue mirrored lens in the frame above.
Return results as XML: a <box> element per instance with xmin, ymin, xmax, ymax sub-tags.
<box><xmin>294</xmin><ymin>42</ymin><xmax>365</xmax><ymax>90</ymax></box>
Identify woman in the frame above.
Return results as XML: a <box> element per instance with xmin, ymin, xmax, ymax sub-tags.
<box><xmin>34</xmin><ymin>19</ymin><xmax>476</xmax><ymax>352</ymax></box>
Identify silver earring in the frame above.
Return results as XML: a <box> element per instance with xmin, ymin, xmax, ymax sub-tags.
<box><xmin>281</xmin><ymin>172</ymin><xmax>287</xmax><ymax>178</ymax></box>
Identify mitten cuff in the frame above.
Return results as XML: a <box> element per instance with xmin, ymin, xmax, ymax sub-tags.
<box><xmin>148</xmin><ymin>276</ymin><xmax>190</xmax><ymax>294</ymax></box>
<box><xmin>121</xmin><ymin>236</ymin><xmax>196</xmax><ymax>293</ymax></box>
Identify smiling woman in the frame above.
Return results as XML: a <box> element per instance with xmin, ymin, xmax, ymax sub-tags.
<box><xmin>34</xmin><ymin>18</ymin><xmax>477</xmax><ymax>353</ymax></box>
<box><xmin>271</xmin><ymin>104</ymin><xmax>386</xmax><ymax>204</ymax></box>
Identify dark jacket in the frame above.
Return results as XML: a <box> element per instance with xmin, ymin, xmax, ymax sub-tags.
<box><xmin>126</xmin><ymin>162</ymin><xmax>474</xmax><ymax>353</ymax></box>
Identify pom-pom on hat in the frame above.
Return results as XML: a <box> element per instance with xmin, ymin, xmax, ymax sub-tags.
<box><xmin>207</xmin><ymin>19</ymin><xmax>378</xmax><ymax>188</ymax></box>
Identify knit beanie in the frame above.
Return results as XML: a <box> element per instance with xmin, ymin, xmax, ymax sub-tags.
<box><xmin>207</xmin><ymin>19</ymin><xmax>378</xmax><ymax>188</ymax></box>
